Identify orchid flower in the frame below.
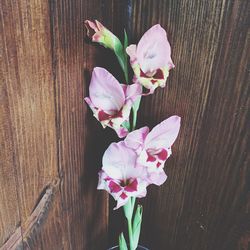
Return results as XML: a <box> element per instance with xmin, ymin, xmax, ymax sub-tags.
<box><xmin>98</xmin><ymin>141</ymin><xmax>148</xmax><ymax>209</ymax></box>
<box><xmin>124</xmin><ymin>116</ymin><xmax>181</xmax><ymax>185</ymax></box>
<box><xmin>84</xmin><ymin>67</ymin><xmax>142</xmax><ymax>138</ymax></box>
<box><xmin>84</xmin><ymin>20</ymin><xmax>122</xmax><ymax>51</ymax></box>
<box><xmin>126</xmin><ymin>24</ymin><xmax>174</xmax><ymax>94</ymax></box>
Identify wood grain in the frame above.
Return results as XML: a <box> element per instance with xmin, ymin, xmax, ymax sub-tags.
<box><xmin>122</xmin><ymin>0</ymin><xmax>250</xmax><ymax>250</ymax></box>
<box><xmin>49</xmin><ymin>0</ymin><xmax>113</xmax><ymax>249</ymax></box>
<box><xmin>0</xmin><ymin>0</ymin><xmax>61</xmax><ymax>249</ymax></box>
<box><xmin>0</xmin><ymin>0</ymin><xmax>249</xmax><ymax>250</ymax></box>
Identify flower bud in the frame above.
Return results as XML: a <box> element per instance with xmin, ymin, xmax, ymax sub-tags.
<box><xmin>84</xmin><ymin>20</ymin><xmax>122</xmax><ymax>51</ymax></box>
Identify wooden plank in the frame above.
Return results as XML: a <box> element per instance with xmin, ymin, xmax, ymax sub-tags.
<box><xmin>49</xmin><ymin>0</ymin><xmax>118</xmax><ymax>249</ymax></box>
<box><xmin>115</xmin><ymin>0</ymin><xmax>249</xmax><ymax>249</ymax></box>
<box><xmin>0</xmin><ymin>0</ymin><xmax>62</xmax><ymax>249</ymax></box>
<box><xmin>0</xmin><ymin>54</ymin><xmax>21</xmax><ymax>246</ymax></box>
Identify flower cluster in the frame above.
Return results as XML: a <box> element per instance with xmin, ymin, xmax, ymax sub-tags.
<box><xmin>98</xmin><ymin>116</ymin><xmax>180</xmax><ymax>209</ymax></box>
<box><xmin>84</xmin><ymin>20</ymin><xmax>180</xmax><ymax>250</ymax></box>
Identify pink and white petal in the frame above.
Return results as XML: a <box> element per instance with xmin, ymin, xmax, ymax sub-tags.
<box><xmin>84</xmin><ymin>20</ymin><xmax>98</xmax><ymax>32</ymax></box>
<box><xmin>126</xmin><ymin>44</ymin><xmax>137</xmax><ymax>62</ymax></box>
<box><xmin>124</xmin><ymin>83</ymin><xmax>142</xmax><ymax>102</ymax></box>
<box><xmin>114</xmin><ymin>194</ymin><xmax>130</xmax><ymax>210</ymax></box>
<box><xmin>102</xmin><ymin>142</ymin><xmax>138</xmax><ymax>180</ymax></box>
<box><xmin>112</xmin><ymin>126</ymin><xmax>129</xmax><ymax>138</ymax></box>
<box><xmin>135</xmin><ymin>179</ymin><xmax>148</xmax><ymax>198</ymax></box>
<box><xmin>124</xmin><ymin>127</ymin><xmax>149</xmax><ymax>151</ymax></box>
<box><xmin>136</xmin><ymin>188</ymin><xmax>147</xmax><ymax>198</ymax></box>
<box><xmin>145</xmin><ymin>116</ymin><xmax>181</xmax><ymax>149</ymax></box>
<box><xmin>89</xmin><ymin>67</ymin><xmax>125</xmax><ymax>111</ymax></box>
<box><xmin>95</xmin><ymin>20</ymin><xmax>104</xmax><ymax>30</ymax></box>
<box><xmin>147</xmin><ymin>170</ymin><xmax>167</xmax><ymax>186</ymax></box>
<box><xmin>84</xmin><ymin>97</ymin><xmax>97</xmax><ymax>113</ymax></box>
<box><xmin>97</xmin><ymin>170</ymin><xmax>109</xmax><ymax>190</ymax></box>
<box><xmin>136</xmin><ymin>25</ymin><xmax>172</xmax><ymax>73</ymax></box>
<box><xmin>137</xmin><ymin>149</ymin><xmax>151</xmax><ymax>165</ymax></box>
<box><xmin>85</xmin><ymin>97</ymin><xmax>106</xmax><ymax>124</ymax></box>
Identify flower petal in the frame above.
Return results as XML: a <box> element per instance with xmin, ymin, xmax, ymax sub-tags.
<box><xmin>126</xmin><ymin>44</ymin><xmax>137</xmax><ymax>63</ymax></box>
<box><xmin>147</xmin><ymin>170</ymin><xmax>167</xmax><ymax>186</ymax></box>
<box><xmin>145</xmin><ymin>115</ymin><xmax>181</xmax><ymax>149</ymax></box>
<box><xmin>136</xmin><ymin>24</ymin><xmax>173</xmax><ymax>73</ymax></box>
<box><xmin>124</xmin><ymin>83</ymin><xmax>142</xmax><ymax>102</ymax></box>
<box><xmin>102</xmin><ymin>141</ymin><xmax>138</xmax><ymax>180</ymax></box>
<box><xmin>114</xmin><ymin>194</ymin><xmax>130</xmax><ymax>210</ymax></box>
<box><xmin>124</xmin><ymin>127</ymin><xmax>149</xmax><ymax>151</ymax></box>
<box><xmin>113</xmin><ymin>126</ymin><xmax>129</xmax><ymax>138</ymax></box>
<box><xmin>89</xmin><ymin>67</ymin><xmax>125</xmax><ymax>112</ymax></box>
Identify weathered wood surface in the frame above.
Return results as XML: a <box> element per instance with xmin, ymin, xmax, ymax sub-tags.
<box><xmin>125</xmin><ymin>1</ymin><xmax>250</xmax><ymax>250</ymax></box>
<box><xmin>0</xmin><ymin>0</ymin><xmax>249</xmax><ymax>250</ymax></box>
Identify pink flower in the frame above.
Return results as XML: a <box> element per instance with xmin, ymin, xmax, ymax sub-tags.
<box><xmin>85</xmin><ymin>67</ymin><xmax>142</xmax><ymax>138</ymax></box>
<box><xmin>126</xmin><ymin>24</ymin><xmax>174</xmax><ymax>94</ymax></box>
<box><xmin>84</xmin><ymin>20</ymin><xmax>122</xmax><ymax>51</ymax></box>
<box><xmin>124</xmin><ymin>116</ymin><xmax>181</xmax><ymax>185</ymax></box>
<box><xmin>98</xmin><ymin>142</ymin><xmax>148</xmax><ymax>209</ymax></box>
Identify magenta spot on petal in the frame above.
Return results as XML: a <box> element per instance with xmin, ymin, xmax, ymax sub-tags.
<box><xmin>156</xmin><ymin>162</ymin><xmax>161</xmax><ymax>168</ymax></box>
<box><xmin>153</xmin><ymin>69</ymin><xmax>164</xmax><ymax>79</ymax></box>
<box><xmin>108</xmin><ymin>120</ymin><xmax>113</xmax><ymax>127</ymax></box>
<box><xmin>140</xmin><ymin>69</ymin><xmax>151</xmax><ymax>78</ymax></box>
<box><xmin>147</xmin><ymin>152</ymin><xmax>156</xmax><ymax>162</ymax></box>
<box><xmin>98</xmin><ymin>110</ymin><xmax>112</xmax><ymax>121</ymax></box>
<box><xmin>104</xmin><ymin>176</ymin><xmax>112</xmax><ymax>181</ymax></box>
<box><xmin>109</xmin><ymin>181</ymin><xmax>122</xmax><ymax>193</ymax></box>
<box><xmin>151</xmin><ymin>79</ymin><xmax>157</xmax><ymax>84</ymax></box>
<box><xmin>98</xmin><ymin>109</ymin><xmax>123</xmax><ymax>122</ymax></box>
<box><xmin>120</xmin><ymin>192</ymin><xmax>128</xmax><ymax>200</ymax></box>
<box><xmin>115</xmin><ymin>109</ymin><xmax>123</xmax><ymax>118</ymax></box>
<box><xmin>124</xmin><ymin>179</ymin><xmax>138</xmax><ymax>192</ymax></box>
<box><xmin>156</xmin><ymin>149</ymin><xmax>168</xmax><ymax>161</ymax></box>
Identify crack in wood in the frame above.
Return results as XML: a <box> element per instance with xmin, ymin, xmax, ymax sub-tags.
<box><xmin>0</xmin><ymin>179</ymin><xmax>59</xmax><ymax>250</ymax></box>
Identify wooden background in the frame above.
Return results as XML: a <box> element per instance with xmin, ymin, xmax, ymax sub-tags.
<box><xmin>0</xmin><ymin>0</ymin><xmax>249</xmax><ymax>249</ymax></box>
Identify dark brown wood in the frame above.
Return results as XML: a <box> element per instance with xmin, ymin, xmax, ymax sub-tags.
<box><xmin>0</xmin><ymin>0</ymin><xmax>249</xmax><ymax>250</ymax></box>
<box><xmin>124</xmin><ymin>0</ymin><xmax>249</xmax><ymax>250</ymax></box>
<box><xmin>48</xmin><ymin>0</ymin><xmax>112</xmax><ymax>249</ymax></box>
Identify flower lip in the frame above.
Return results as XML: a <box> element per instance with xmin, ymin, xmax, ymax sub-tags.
<box><xmin>98</xmin><ymin>109</ymin><xmax>123</xmax><ymax>122</ymax></box>
<box><xmin>140</xmin><ymin>68</ymin><xmax>165</xmax><ymax>80</ymax></box>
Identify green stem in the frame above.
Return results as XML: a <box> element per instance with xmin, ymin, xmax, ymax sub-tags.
<box><xmin>128</xmin><ymin>217</ymin><xmax>134</xmax><ymax>250</ymax></box>
<box><xmin>132</xmin><ymin>109</ymin><xmax>137</xmax><ymax>131</ymax></box>
<box><xmin>127</xmin><ymin>197</ymin><xmax>136</xmax><ymax>250</ymax></box>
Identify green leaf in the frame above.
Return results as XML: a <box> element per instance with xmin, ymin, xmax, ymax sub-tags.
<box><xmin>113</xmin><ymin>29</ymin><xmax>129</xmax><ymax>83</ymax></box>
<box><xmin>114</xmin><ymin>46</ymin><xmax>125</xmax><ymax>71</ymax></box>
<box><xmin>124</xmin><ymin>29</ymin><xmax>128</xmax><ymax>50</ymax></box>
<box><xmin>132</xmin><ymin>205</ymin><xmax>143</xmax><ymax>249</ymax></box>
<box><xmin>123</xmin><ymin>30</ymin><xmax>129</xmax><ymax>83</ymax></box>
<box><xmin>119</xmin><ymin>232</ymin><xmax>128</xmax><ymax>250</ymax></box>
